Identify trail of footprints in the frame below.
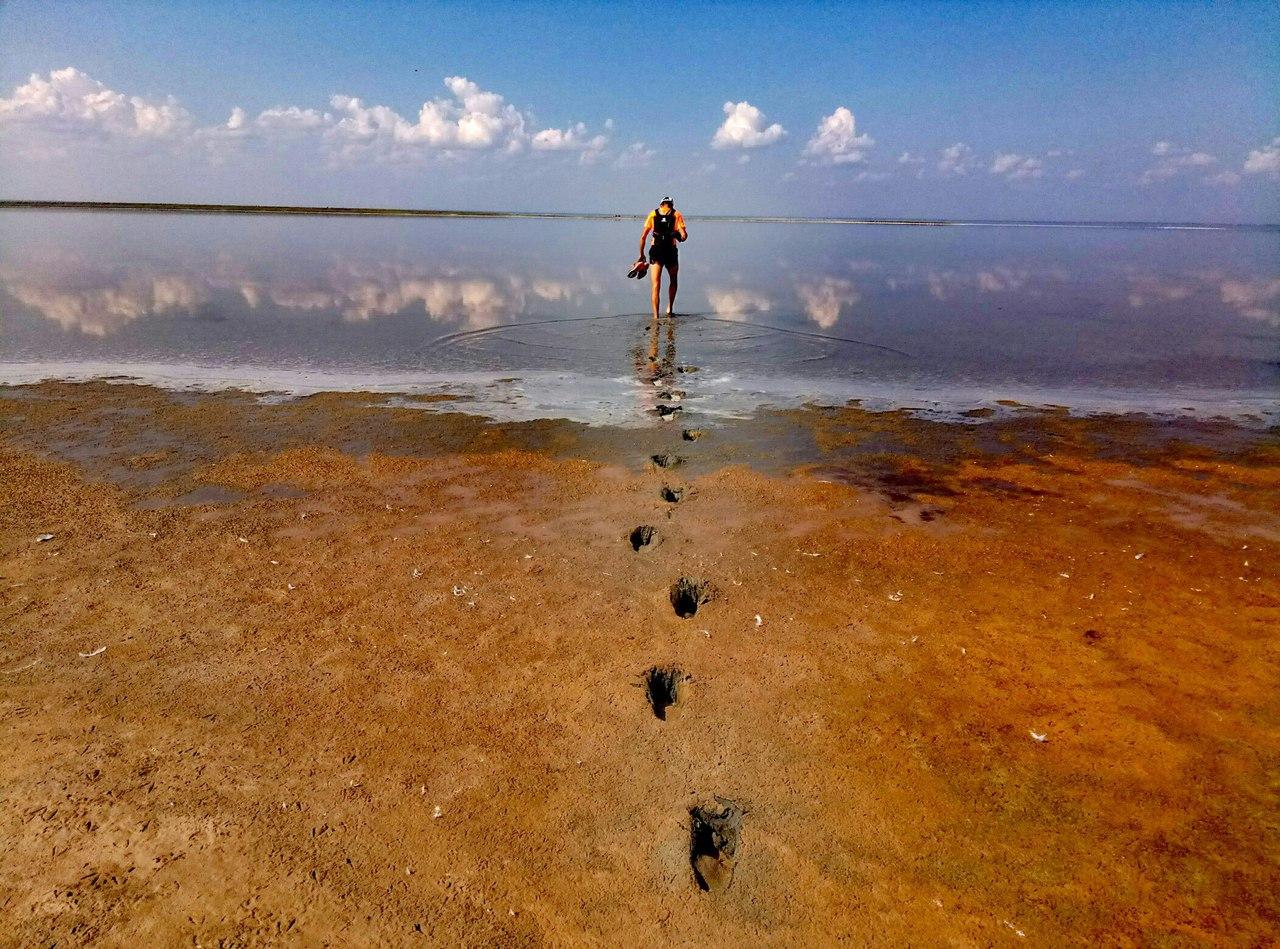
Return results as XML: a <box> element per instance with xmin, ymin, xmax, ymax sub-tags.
<box><xmin>627</xmin><ymin>327</ymin><xmax>747</xmax><ymax>894</ymax></box>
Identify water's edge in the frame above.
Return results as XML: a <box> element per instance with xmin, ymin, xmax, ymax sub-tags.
<box><xmin>3</xmin><ymin>361</ymin><xmax>1275</xmax><ymax>429</ymax></box>
<box><xmin>2</xmin><ymin>201</ymin><xmax>1276</xmax><ymax>231</ymax></box>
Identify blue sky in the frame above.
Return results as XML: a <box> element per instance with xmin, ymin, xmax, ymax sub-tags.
<box><xmin>1</xmin><ymin>0</ymin><xmax>1276</xmax><ymax>221</ymax></box>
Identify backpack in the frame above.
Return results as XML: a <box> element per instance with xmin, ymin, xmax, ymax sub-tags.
<box><xmin>652</xmin><ymin>208</ymin><xmax>677</xmax><ymax>241</ymax></box>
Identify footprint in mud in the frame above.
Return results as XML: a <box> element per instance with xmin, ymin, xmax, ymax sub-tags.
<box><xmin>681</xmin><ymin>428</ymin><xmax>705</xmax><ymax>441</ymax></box>
<box><xmin>642</xmin><ymin>665</ymin><xmax>684</xmax><ymax>720</ymax></box>
<box><xmin>629</xmin><ymin>525</ymin><xmax>656</xmax><ymax>551</ymax></box>
<box><xmin>660</xmin><ymin>486</ymin><xmax>684</xmax><ymax>503</ymax></box>
<box><xmin>690</xmin><ymin>798</ymin><xmax>746</xmax><ymax>893</ymax></box>
<box><xmin>670</xmin><ymin>577</ymin><xmax>713</xmax><ymax>618</ymax></box>
<box><xmin>889</xmin><ymin>505</ymin><xmax>945</xmax><ymax>525</ymax></box>
<box><xmin>651</xmin><ymin>452</ymin><xmax>684</xmax><ymax>469</ymax></box>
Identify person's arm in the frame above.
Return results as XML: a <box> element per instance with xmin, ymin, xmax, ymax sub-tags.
<box><xmin>638</xmin><ymin>224</ymin><xmax>651</xmax><ymax>258</ymax></box>
<box><xmin>676</xmin><ymin>211</ymin><xmax>688</xmax><ymax>242</ymax></box>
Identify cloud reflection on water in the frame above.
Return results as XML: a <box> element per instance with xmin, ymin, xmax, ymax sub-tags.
<box><xmin>2</xmin><ymin>256</ymin><xmax>608</xmax><ymax>336</ymax></box>
<box><xmin>5</xmin><ymin>251</ymin><xmax>1278</xmax><ymax>340</ymax></box>
<box><xmin>0</xmin><ymin>216</ymin><xmax>1274</xmax><ymax>420</ymax></box>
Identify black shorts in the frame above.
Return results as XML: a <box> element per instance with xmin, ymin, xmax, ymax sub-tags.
<box><xmin>649</xmin><ymin>240</ymin><xmax>678</xmax><ymax>268</ymax></box>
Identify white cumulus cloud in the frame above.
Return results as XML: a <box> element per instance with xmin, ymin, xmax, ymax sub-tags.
<box><xmin>1243</xmin><ymin>136</ymin><xmax>1280</xmax><ymax>177</ymax></box>
<box><xmin>1139</xmin><ymin>141</ymin><xmax>1218</xmax><ymax>185</ymax></box>
<box><xmin>530</xmin><ymin>121</ymin><xmax>609</xmax><ymax>162</ymax></box>
<box><xmin>0</xmin><ymin>66</ymin><xmax>191</xmax><ymax>140</ymax></box>
<box><xmin>803</xmin><ymin>107</ymin><xmax>873</xmax><ymax>165</ymax></box>
<box><xmin>255</xmin><ymin>106</ymin><xmax>330</xmax><ymax>132</ymax></box>
<box><xmin>711</xmin><ymin>101</ymin><xmax>785</xmax><ymax>149</ymax></box>
<box><xmin>937</xmin><ymin>143</ymin><xmax>976</xmax><ymax>176</ymax></box>
<box><xmin>615</xmin><ymin>142</ymin><xmax>655</xmax><ymax>168</ymax></box>
<box><xmin>0</xmin><ymin>68</ymin><xmax>606</xmax><ymax>168</ymax></box>
<box><xmin>990</xmin><ymin>152</ymin><xmax>1044</xmax><ymax>180</ymax></box>
<box><xmin>326</xmin><ymin>75</ymin><xmax>532</xmax><ymax>155</ymax></box>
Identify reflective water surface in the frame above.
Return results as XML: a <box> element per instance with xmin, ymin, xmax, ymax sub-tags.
<box><xmin>1</xmin><ymin>211</ymin><xmax>1276</xmax><ymax>425</ymax></box>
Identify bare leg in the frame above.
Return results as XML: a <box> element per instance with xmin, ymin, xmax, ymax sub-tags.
<box><xmin>649</xmin><ymin>262</ymin><xmax>663</xmax><ymax>321</ymax></box>
<box><xmin>667</xmin><ymin>263</ymin><xmax>679</xmax><ymax>316</ymax></box>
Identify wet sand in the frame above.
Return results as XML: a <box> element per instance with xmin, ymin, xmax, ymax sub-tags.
<box><xmin>1</xmin><ymin>381</ymin><xmax>1277</xmax><ymax>945</ymax></box>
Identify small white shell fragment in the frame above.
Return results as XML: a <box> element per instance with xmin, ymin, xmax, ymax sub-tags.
<box><xmin>452</xmin><ymin>585</ymin><xmax>467</xmax><ymax>596</ymax></box>
<box><xmin>36</xmin><ymin>534</ymin><xmax>54</xmax><ymax>543</ymax></box>
<box><xmin>1134</xmin><ymin>552</ymin><xmax>1144</xmax><ymax>560</ymax></box>
<box><xmin>78</xmin><ymin>646</ymin><xmax>107</xmax><ymax>658</ymax></box>
<box><xmin>432</xmin><ymin>805</ymin><xmax>443</xmax><ymax>819</ymax></box>
<box><xmin>238</xmin><ymin>536</ymin><xmax>248</xmax><ymax>544</ymax></box>
<box><xmin>754</xmin><ymin>614</ymin><xmax>763</xmax><ymax>627</ymax></box>
<box><xmin>888</xmin><ymin>591</ymin><xmax>904</xmax><ymax>602</ymax></box>
<box><xmin>1030</xmin><ymin>730</ymin><xmax>1048</xmax><ymax>742</ymax></box>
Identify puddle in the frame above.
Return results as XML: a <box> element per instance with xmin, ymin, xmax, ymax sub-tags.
<box><xmin>134</xmin><ymin>484</ymin><xmax>248</xmax><ymax>509</ymax></box>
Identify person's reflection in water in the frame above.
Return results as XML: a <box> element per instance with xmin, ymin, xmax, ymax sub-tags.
<box><xmin>631</xmin><ymin>312</ymin><xmax>681</xmax><ymax>419</ymax></box>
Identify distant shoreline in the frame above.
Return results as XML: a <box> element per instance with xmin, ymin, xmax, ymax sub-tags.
<box><xmin>1</xmin><ymin>199</ymin><xmax>1275</xmax><ymax>231</ymax></box>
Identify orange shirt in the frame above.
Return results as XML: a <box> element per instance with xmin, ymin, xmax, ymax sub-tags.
<box><xmin>644</xmin><ymin>209</ymin><xmax>686</xmax><ymax>234</ymax></box>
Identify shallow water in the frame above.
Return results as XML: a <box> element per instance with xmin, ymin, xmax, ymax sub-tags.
<box><xmin>0</xmin><ymin>210</ymin><xmax>1276</xmax><ymax>425</ymax></box>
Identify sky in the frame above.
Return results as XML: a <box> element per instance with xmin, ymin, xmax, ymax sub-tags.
<box><xmin>0</xmin><ymin>0</ymin><xmax>1276</xmax><ymax>222</ymax></box>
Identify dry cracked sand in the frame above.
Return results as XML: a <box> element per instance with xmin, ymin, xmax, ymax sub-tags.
<box><xmin>1</xmin><ymin>381</ymin><xmax>1277</xmax><ymax>945</ymax></box>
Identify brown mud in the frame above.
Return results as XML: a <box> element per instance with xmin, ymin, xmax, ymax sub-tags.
<box><xmin>1</xmin><ymin>381</ymin><xmax>1277</xmax><ymax>945</ymax></box>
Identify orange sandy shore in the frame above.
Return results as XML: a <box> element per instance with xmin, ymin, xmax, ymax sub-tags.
<box><xmin>1</xmin><ymin>383</ymin><xmax>1277</xmax><ymax>945</ymax></box>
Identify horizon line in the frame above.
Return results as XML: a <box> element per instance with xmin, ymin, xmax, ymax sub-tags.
<box><xmin>1</xmin><ymin>199</ymin><xmax>1276</xmax><ymax>231</ymax></box>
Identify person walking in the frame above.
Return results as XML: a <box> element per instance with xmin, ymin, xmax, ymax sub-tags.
<box><xmin>635</xmin><ymin>196</ymin><xmax>688</xmax><ymax>320</ymax></box>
